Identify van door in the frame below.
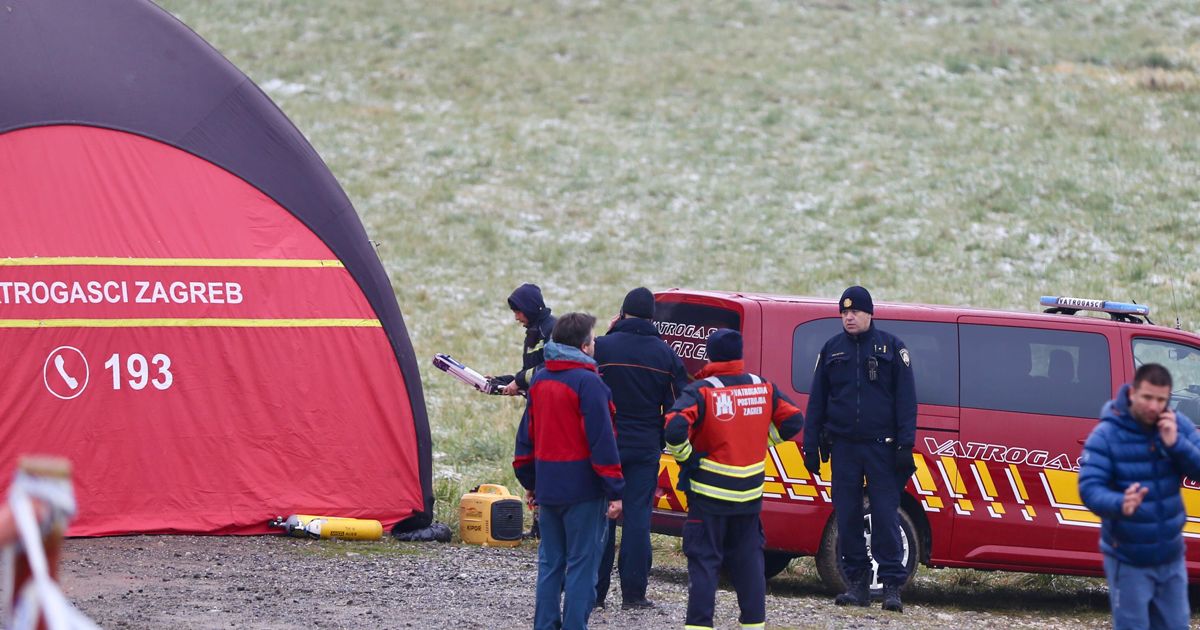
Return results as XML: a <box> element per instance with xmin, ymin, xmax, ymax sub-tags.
<box><xmin>954</xmin><ymin>317</ymin><xmax>1116</xmax><ymax>571</ymax></box>
<box><xmin>1121</xmin><ymin>331</ymin><xmax>1200</xmax><ymax>575</ymax></box>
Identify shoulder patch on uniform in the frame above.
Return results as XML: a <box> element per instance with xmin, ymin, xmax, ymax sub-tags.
<box><xmin>899</xmin><ymin>348</ymin><xmax>911</xmax><ymax>367</ymax></box>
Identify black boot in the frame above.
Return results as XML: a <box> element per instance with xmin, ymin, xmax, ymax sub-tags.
<box><xmin>834</xmin><ymin>577</ymin><xmax>870</xmax><ymax>607</ymax></box>
<box><xmin>881</xmin><ymin>584</ymin><xmax>903</xmax><ymax>613</ymax></box>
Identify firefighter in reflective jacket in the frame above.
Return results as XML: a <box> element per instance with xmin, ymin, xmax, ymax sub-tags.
<box><xmin>663</xmin><ymin>329</ymin><xmax>804</xmax><ymax>630</ymax></box>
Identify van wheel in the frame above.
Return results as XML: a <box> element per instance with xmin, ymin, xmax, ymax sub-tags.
<box><xmin>814</xmin><ymin>506</ymin><xmax>920</xmax><ymax>596</ymax></box>
<box><xmin>763</xmin><ymin>551</ymin><xmax>795</xmax><ymax>579</ymax></box>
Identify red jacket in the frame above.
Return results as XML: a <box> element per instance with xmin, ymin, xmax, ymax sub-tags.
<box><xmin>664</xmin><ymin>360</ymin><xmax>804</xmax><ymax>512</ymax></box>
<box><xmin>513</xmin><ymin>352</ymin><xmax>624</xmax><ymax>506</ymax></box>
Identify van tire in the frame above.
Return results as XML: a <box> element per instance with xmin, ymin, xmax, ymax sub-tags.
<box><xmin>763</xmin><ymin>551</ymin><xmax>795</xmax><ymax>579</ymax></box>
<box><xmin>814</xmin><ymin>505</ymin><xmax>920</xmax><ymax>596</ymax></box>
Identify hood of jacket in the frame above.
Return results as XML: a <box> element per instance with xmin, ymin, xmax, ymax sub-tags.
<box><xmin>507</xmin><ymin>283</ymin><xmax>549</xmax><ymax>324</ymax></box>
<box><xmin>544</xmin><ymin>340</ymin><xmax>597</xmax><ymax>368</ymax></box>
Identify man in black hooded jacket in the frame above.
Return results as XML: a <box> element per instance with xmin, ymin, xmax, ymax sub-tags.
<box><xmin>498</xmin><ymin>283</ymin><xmax>557</xmax><ymax>396</ymax></box>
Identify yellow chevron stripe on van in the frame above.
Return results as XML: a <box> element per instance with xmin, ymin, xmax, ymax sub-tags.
<box><xmin>939</xmin><ymin>456</ymin><xmax>967</xmax><ymax>497</ymax></box>
<box><xmin>1059</xmin><ymin>508</ymin><xmax>1101</xmax><ymax>524</ymax></box>
<box><xmin>973</xmin><ymin>460</ymin><xmax>999</xmax><ymax>499</ymax></box>
<box><xmin>1180</xmin><ymin>487</ymin><xmax>1200</xmax><ymax>516</ymax></box>
<box><xmin>913</xmin><ymin>455</ymin><xmax>938</xmax><ymax>495</ymax></box>
<box><xmin>1043</xmin><ymin>469</ymin><xmax>1085</xmax><ymax>505</ymax></box>
<box><xmin>1007</xmin><ymin>464</ymin><xmax>1030</xmax><ymax>502</ymax></box>
<box><xmin>790</xmin><ymin>483</ymin><xmax>817</xmax><ymax>497</ymax></box>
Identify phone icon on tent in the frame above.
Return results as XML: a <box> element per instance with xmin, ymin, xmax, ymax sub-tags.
<box><xmin>55</xmin><ymin>355</ymin><xmax>79</xmax><ymax>390</ymax></box>
<box><xmin>44</xmin><ymin>346</ymin><xmax>89</xmax><ymax>400</ymax></box>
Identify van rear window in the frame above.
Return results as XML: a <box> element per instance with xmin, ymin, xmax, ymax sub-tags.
<box><xmin>792</xmin><ymin>319</ymin><xmax>958</xmax><ymax>406</ymax></box>
<box><xmin>960</xmin><ymin>324</ymin><xmax>1110</xmax><ymax>418</ymax></box>
<box><xmin>654</xmin><ymin>301</ymin><xmax>741</xmax><ymax>376</ymax></box>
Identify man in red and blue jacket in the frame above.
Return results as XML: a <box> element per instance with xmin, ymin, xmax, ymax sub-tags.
<box><xmin>514</xmin><ymin>312</ymin><xmax>624</xmax><ymax>630</ymax></box>
<box><xmin>664</xmin><ymin>329</ymin><xmax>804</xmax><ymax>630</ymax></box>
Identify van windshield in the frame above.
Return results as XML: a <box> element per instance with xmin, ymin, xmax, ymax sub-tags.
<box><xmin>1132</xmin><ymin>338</ymin><xmax>1200</xmax><ymax>425</ymax></box>
<box><xmin>653</xmin><ymin>300</ymin><xmax>741</xmax><ymax>376</ymax></box>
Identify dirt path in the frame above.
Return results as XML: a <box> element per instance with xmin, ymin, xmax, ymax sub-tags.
<box><xmin>57</xmin><ymin>535</ymin><xmax>1114</xmax><ymax>629</ymax></box>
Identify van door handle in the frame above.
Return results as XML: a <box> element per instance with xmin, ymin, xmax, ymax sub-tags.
<box><xmin>1077</xmin><ymin>438</ymin><xmax>1086</xmax><ymax>445</ymax></box>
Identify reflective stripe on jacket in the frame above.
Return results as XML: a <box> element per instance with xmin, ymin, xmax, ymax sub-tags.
<box><xmin>664</xmin><ymin>360</ymin><xmax>804</xmax><ymax>509</ymax></box>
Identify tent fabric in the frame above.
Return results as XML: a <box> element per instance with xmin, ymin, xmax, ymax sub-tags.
<box><xmin>0</xmin><ymin>0</ymin><xmax>432</xmax><ymax>534</ymax></box>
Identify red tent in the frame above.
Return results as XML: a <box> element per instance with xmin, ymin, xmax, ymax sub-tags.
<box><xmin>0</xmin><ymin>0</ymin><xmax>433</xmax><ymax>535</ymax></box>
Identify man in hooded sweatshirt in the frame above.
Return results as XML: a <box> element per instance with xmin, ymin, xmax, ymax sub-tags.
<box><xmin>1079</xmin><ymin>363</ymin><xmax>1200</xmax><ymax>630</ymax></box>
<box><xmin>498</xmin><ymin>283</ymin><xmax>558</xmax><ymax>396</ymax></box>
<box><xmin>593</xmin><ymin>287</ymin><xmax>690</xmax><ymax>610</ymax></box>
<box><xmin>514</xmin><ymin>312</ymin><xmax>624</xmax><ymax>630</ymax></box>
<box><xmin>494</xmin><ymin>283</ymin><xmax>557</xmax><ymax>539</ymax></box>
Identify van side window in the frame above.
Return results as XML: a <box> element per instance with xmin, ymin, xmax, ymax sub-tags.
<box><xmin>1131</xmin><ymin>338</ymin><xmax>1200</xmax><ymax>425</ymax></box>
<box><xmin>791</xmin><ymin>318</ymin><xmax>842</xmax><ymax>394</ymax></box>
<box><xmin>960</xmin><ymin>325</ymin><xmax>1110</xmax><ymax>418</ymax></box>
<box><xmin>792</xmin><ymin>319</ymin><xmax>958</xmax><ymax>406</ymax></box>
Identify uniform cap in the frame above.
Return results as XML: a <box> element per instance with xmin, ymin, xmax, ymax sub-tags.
<box><xmin>839</xmin><ymin>286</ymin><xmax>873</xmax><ymax>315</ymax></box>
<box><xmin>706</xmin><ymin>329</ymin><xmax>743</xmax><ymax>362</ymax></box>
<box><xmin>620</xmin><ymin>287</ymin><xmax>656</xmax><ymax>320</ymax></box>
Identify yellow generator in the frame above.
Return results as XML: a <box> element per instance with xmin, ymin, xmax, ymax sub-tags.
<box><xmin>459</xmin><ymin>484</ymin><xmax>523</xmax><ymax>547</ymax></box>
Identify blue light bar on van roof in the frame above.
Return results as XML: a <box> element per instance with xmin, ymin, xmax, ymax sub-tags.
<box><xmin>1040</xmin><ymin>296</ymin><xmax>1150</xmax><ymax>316</ymax></box>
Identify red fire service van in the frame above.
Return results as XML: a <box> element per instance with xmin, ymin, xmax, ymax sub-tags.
<box><xmin>650</xmin><ymin>290</ymin><xmax>1200</xmax><ymax>593</ymax></box>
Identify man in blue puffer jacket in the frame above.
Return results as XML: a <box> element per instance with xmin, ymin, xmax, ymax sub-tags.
<box><xmin>1079</xmin><ymin>363</ymin><xmax>1200</xmax><ymax>630</ymax></box>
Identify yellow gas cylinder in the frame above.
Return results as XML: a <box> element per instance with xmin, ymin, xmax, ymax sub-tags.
<box><xmin>459</xmin><ymin>484</ymin><xmax>523</xmax><ymax>547</ymax></box>
<box><xmin>269</xmin><ymin>514</ymin><xmax>384</xmax><ymax>540</ymax></box>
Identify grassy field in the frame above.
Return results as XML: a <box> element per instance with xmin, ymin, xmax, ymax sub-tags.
<box><xmin>157</xmin><ymin>0</ymin><xmax>1195</xmax><ymax>611</ymax></box>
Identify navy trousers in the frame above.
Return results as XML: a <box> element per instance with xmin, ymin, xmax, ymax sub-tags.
<box><xmin>597</xmin><ymin>454</ymin><xmax>658</xmax><ymax>603</ymax></box>
<box><xmin>830</xmin><ymin>439</ymin><xmax>906</xmax><ymax>586</ymax></box>
<box><xmin>681</xmin><ymin>504</ymin><xmax>765</xmax><ymax>629</ymax></box>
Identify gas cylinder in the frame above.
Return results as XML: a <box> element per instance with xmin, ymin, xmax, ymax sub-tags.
<box><xmin>269</xmin><ymin>514</ymin><xmax>383</xmax><ymax>541</ymax></box>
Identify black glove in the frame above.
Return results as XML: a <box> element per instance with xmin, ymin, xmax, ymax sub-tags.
<box><xmin>802</xmin><ymin>447</ymin><xmax>821</xmax><ymax>476</ymax></box>
<box><xmin>819</xmin><ymin>430</ymin><xmax>832</xmax><ymax>463</ymax></box>
<box><xmin>676</xmin><ymin>452</ymin><xmax>705</xmax><ymax>493</ymax></box>
<box><xmin>895</xmin><ymin>445</ymin><xmax>917</xmax><ymax>485</ymax></box>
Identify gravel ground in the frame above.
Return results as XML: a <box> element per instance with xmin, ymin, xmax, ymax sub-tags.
<box><xmin>53</xmin><ymin>534</ymin><xmax>1123</xmax><ymax>629</ymax></box>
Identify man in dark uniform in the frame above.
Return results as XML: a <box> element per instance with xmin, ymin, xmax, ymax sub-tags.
<box><xmin>594</xmin><ymin>287</ymin><xmax>690</xmax><ymax>610</ymax></box>
<box><xmin>498</xmin><ymin>283</ymin><xmax>557</xmax><ymax>397</ymax></box>
<box><xmin>803</xmin><ymin>286</ymin><xmax>917</xmax><ymax>613</ymax></box>
<box><xmin>664</xmin><ymin>329</ymin><xmax>805</xmax><ymax>630</ymax></box>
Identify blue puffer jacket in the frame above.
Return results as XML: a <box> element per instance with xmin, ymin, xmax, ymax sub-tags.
<box><xmin>1078</xmin><ymin>384</ymin><xmax>1200</xmax><ymax>566</ymax></box>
